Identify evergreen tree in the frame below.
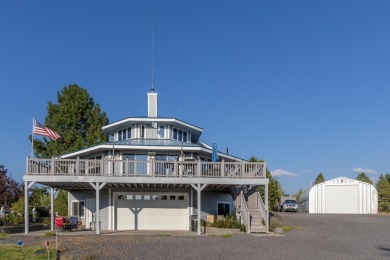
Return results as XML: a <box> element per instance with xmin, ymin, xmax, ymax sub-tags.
<box><xmin>0</xmin><ymin>164</ymin><xmax>23</xmax><ymax>207</ymax></box>
<box><xmin>376</xmin><ymin>175</ymin><xmax>390</xmax><ymax>212</ymax></box>
<box><xmin>31</xmin><ymin>84</ymin><xmax>109</xmax><ymax>157</ymax></box>
<box><xmin>385</xmin><ymin>173</ymin><xmax>390</xmax><ymax>184</ymax></box>
<box><xmin>30</xmin><ymin>186</ymin><xmax>51</xmax><ymax>207</ymax></box>
<box><xmin>54</xmin><ymin>189</ymin><xmax>68</xmax><ymax>216</ymax></box>
<box><xmin>355</xmin><ymin>172</ymin><xmax>373</xmax><ymax>185</ymax></box>
<box><xmin>313</xmin><ymin>173</ymin><xmax>325</xmax><ymax>186</ymax></box>
<box><xmin>293</xmin><ymin>189</ymin><xmax>304</xmax><ymax>202</ymax></box>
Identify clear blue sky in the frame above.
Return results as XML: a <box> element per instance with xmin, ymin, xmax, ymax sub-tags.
<box><xmin>1</xmin><ymin>1</ymin><xmax>389</xmax><ymax>194</ymax></box>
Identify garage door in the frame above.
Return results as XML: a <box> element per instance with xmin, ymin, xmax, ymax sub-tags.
<box><xmin>325</xmin><ymin>185</ymin><xmax>359</xmax><ymax>213</ymax></box>
<box><xmin>116</xmin><ymin>194</ymin><xmax>188</xmax><ymax>230</ymax></box>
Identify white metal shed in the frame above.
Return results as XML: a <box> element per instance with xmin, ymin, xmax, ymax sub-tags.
<box><xmin>298</xmin><ymin>177</ymin><xmax>378</xmax><ymax>214</ymax></box>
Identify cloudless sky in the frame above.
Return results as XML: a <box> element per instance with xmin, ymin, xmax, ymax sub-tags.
<box><xmin>1</xmin><ymin>1</ymin><xmax>389</xmax><ymax>194</ymax></box>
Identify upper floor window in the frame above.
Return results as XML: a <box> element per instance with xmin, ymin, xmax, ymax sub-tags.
<box><xmin>127</xmin><ymin>127</ymin><xmax>131</xmax><ymax>139</ymax></box>
<box><xmin>118</xmin><ymin>130</ymin><xmax>123</xmax><ymax>141</ymax></box>
<box><xmin>140</xmin><ymin>125</ymin><xmax>145</xmax><ymax>138</ymax></box>
<box><xmin>173</xmin><ymin>128</ymin><xmax>188</xmax><ymax>143</ymax></box>
<box><xmin>159</xmin><ymin>126</ymin><xmax>165</xmax><ymax>138</ymax></box>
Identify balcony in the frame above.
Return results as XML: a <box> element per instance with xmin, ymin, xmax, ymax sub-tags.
<box><xmin>26</xmin><ymin>158</ymin><xmax>266</xmax><ymax>179</ymax></box>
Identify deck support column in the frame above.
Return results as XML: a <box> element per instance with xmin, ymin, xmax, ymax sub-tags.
<box><xmin>90</xmin><ymin>182</ymin><xmax>107</xmax><ymax>234</ymax></box>
<box><xmin>265</xmin><ymin>183</ymin><xmax>269</xmax><ymax>233</ymax></box>
<box><xmin>50</xmin><ymin>188</ymin><xmax>57</xmax><ymax>231</ymax></box>
<box><xmin>190</xmin><ymin>183</ymin><xmax>207</xmax><ymax>235</ymax></box>
<box><xmin>24</xmin><ymin>181</ymin><xmax>35</xmax><ymax>234</ymax></box>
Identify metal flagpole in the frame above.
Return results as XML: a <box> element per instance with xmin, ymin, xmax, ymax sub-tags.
<box><xmin>31</xmin><ymin>117</ymin><xmax>34</xmax><ymax>158</ymax></box>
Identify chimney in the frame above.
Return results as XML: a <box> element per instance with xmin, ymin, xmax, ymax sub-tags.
<box><xmin>147</xmin><ymin>90</ymin><xmax>158</xmax><ymax>118</ymax></box>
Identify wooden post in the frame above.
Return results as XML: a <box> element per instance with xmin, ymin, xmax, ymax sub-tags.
<box><xmin>24</xmin><ymin>181</ymin><xmax>29</xmax><ymax>234</ymax></box>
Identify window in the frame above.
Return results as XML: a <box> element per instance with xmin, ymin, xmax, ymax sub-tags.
<box><xmin>178</xmin><ymin>130</ymin><xmax>182</xmax><ymax>141</ymax></box>
<box><xmin>159</xmin><ymin>126</ymin><xmax>165</xmax><ymax>138</ymax></box>
<box><xmin>71</xmin><ymin>201</ymin><xmax>85</xmax><ymax>218</ymax></box>
<box><xmin>127</xmin><ymin>127</ymin><xmax>131</xmax><ymax>139</ymax></box>
<box><xmin>140</xmin><ymin>125</ymin><xmax>145</xmax><ymax>138</ymax></box>
<box><xmin>173</xmin><ymin>128</ymin><xmax>178</xmax><ymax>140</ymax></box>
<box><xmin>161</xmin><ymin>195</ymin><xmax>168</xmax><ymax>200</ymax></box>
<box><xmin>183</xmin><ymin>132</ymin><xmax>187</xmax><ymax>143</ymax></box>
<box><xmin>178</xmin><ymin>196</ymin><xmax>185</xmax><ymax>201</ymax></box>
<box><xmin>217</xmin><ymin>202</ymin><xmax>231</xmax><ymax>216</ymax></box>
<box><xmin>122</xmin><ymin>130</ymin><xmax>126</xmax><ymax>140</ymax></box>
<box><xmin>126</xmin><ymin>195</ymin><xmax>133</xmax><ymax>200</ymax></box>
<box><xmin>118</xmin><ymin>130</ymin><xmax>122</xmax><ymax>141</ymax></box>
<box><xmin>169</xmin><ymin>195</ymin><xmax>176</xmax><ymax>200</ymax></box>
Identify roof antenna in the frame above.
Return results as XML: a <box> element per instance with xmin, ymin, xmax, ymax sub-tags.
<box><xmin>151</xmin><ymin>5</ymin><xmax>155</xmax><ymax>92</ymax></box>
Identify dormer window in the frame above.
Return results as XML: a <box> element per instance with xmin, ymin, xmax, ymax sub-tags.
<box><xmin>173</xmin><ymin>128</ymin><xmax>188</xmax><ymax>143</ymax></box>
<box><xmin>116</xmin><ymin>127</ymin><xmax>132</xmax><ymax>141</ymax></box>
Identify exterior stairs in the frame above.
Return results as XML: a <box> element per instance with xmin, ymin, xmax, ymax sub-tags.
<box><xmin>249</xmin><ymin>209</ymin><xmax>267</xmax><ymax>233</ymax></box>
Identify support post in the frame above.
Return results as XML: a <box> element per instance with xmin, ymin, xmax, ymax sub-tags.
<box><xmin>50</xmin><ymin>187</ymin><xmax>54</xmax><ymax>231</ymax></box>
<box><xmin>90</xmin><ymin>182</ymin><xmax>107</xmax><ymax>234</ymax></box>
<box><xmin>190</xmin><ymin>183</ymin><xmax>207</xmax><ymax>235</ymax></box>
<box><xmin>24</xmin><ymin>181</ymin><xmax>29</xmax><ymax>234</ymax></box>
<box><xmin>265</xmin><ymin>183</ymin><xmax>269</xmax><ymax>233</ymax></box>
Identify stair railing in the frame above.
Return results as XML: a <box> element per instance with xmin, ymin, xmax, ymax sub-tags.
<box><xmin>257</xmin><ymin>192</ymin><xmax>269</xmax><ymax>233</ymax></box>
<box><xmin>240</xmin><ymin>190</ymin><xmax>250</xmax><ymax>233</ymax></box>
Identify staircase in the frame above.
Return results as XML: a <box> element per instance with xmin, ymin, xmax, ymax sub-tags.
<box><xmin>249</xmin><ymin>209</ymin><xmax>267</xmax><ymax>233</ymax></box>
<box><xmin>234</xmin><ymin>186</ymin><xmax>268</xmax><ymax>233</ymax></box>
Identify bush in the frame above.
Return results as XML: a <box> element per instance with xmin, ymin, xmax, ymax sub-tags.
<box><xmin>269</xmin><ymin>218</ymin><xmax>282</xmax><ymax>232</ymax></box>
<box><xmin>208</xmin><ymin>212</ymin><xmax>246</xmax><ymax>232</ymax></box>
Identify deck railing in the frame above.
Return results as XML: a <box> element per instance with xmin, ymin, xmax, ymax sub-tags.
<box><xmin>26</xmin><ymin>158</ymin><xmax>266</xmax><ymax>178</ymax></box>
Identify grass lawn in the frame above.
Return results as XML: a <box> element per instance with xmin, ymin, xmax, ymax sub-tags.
<box><xmin>0</xmin><ymin>244</ymin><xmax>57</xmax><ymax>259</ymax></box>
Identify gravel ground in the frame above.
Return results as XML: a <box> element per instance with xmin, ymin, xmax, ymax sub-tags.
<box><xmin>1</xmin><ymin>213</ymin><xmax>390</xmax><ymax>260</ymax></box>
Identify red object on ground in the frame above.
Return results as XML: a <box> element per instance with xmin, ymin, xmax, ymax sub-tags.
<box><xmin>55</xmin><ymin>217</ymin><xmax>64</xmax><ymax>227</ymax></box>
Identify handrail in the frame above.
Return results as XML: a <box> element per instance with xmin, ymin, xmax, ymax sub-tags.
<box><xmin>27</xmin><ymin>158</ymin><xmax>266</xmax><ymax>178</ymax></box>
<box><xmin>240</xmin><ymin>190</ymin><xmax>250</xmax><ymax>234</ymax></box>
<box><xmin>257</xmin><ymin>192</ymin><xmax>269</xmax><ymax>233</ymax></box>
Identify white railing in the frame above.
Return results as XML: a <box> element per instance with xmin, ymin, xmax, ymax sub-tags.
<box><xmin>27</xmin><ymin>158</ymin><xmax>266</xmax><ymax>178</ymax></box>
<box><xmin>257</xmin><ymin>192</ymin><xmax>268</xmax><ymax>232</ymax></box>
<box><xmin>240</xmin><ymin>190</ymin><xmax>250</xmax><ymax>233</ymax></box>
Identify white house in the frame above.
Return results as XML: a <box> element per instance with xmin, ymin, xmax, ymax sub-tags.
<box><xmin>298</xmin><ymin>177</ymin><xmax>378</xmax><ymax>214</ymax></box>
<box><xmin>24</xmin><ymin>89</ymin><xmax>269</xmax><ymax>234</ymax></box>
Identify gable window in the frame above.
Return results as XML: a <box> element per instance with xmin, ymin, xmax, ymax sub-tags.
<box><xmin>72</xmin><ymin>201</ymin><xmax>85</xmax><ymax>218</ymax></box>
<box><xmin>217</xmin><ymin>202</ymin><xmax>231</xmax><ymax>216</ymax></box>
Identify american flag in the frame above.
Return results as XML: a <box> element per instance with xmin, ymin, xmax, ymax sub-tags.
<box><xmin>34</xmin><ymin>119</ymin><xmax>62</xmax><ymax>140</ymax></box>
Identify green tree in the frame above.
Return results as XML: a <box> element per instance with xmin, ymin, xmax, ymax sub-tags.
<box><xmin>385</xmin><ymin>173</ymin><xmax>390</xmax><ymax>184</ymax></box>
<box><xmin>54</xmin><ymin>189</ymin><xmax>68</xmax><ymax>216</ymax></box>
<box><xmin>31</xmin><ymin>84</ymin><xmax>109</xmax><ymax>157</ymax></box>
<box><xmin>30</xmin><ymin>186</ymin><xmax>50</xmax><ymax>207</ymax></box>
<box><xmin>293</xmin><ymin>189</ymin><xmax>304</xmax><ymax>202</ymax></box>
<box><xmin>376</xmin><ymin>175</ymin><xmax>390</xmax><ymax>212</ymax></box>
<box><xmin>313</xmin><ymin>173</ymin><xmax>325</xmax><ymax>186</ymax></box>
<box><xmin>250</xmin><ymin>156</ymin><xmax>284</xmax><ymax>211</ymax></box>
<box><xmin>355</xmin><ymin>172</ymin><xmax>373</xmax><ymax>185</ymax></box>
<box><xmin>0</xmin><ymin>164</ymin><xmax>23</xmax><ymax>207</ymax></box>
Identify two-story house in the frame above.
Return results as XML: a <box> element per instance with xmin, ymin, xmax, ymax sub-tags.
<box><xmin>24</xmin><ymin>89</ymin><xmax>269</xmax><ymax>235</ymax></box>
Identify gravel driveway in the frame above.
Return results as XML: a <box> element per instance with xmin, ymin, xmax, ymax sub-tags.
<box><xmin>1</xmin><ymin>213</ymin><xmax>390</xmax><ymax>259</ymax></box>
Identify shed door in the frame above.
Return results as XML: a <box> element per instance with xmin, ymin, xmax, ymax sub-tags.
<box><xmin>116</xmin><ymin>194</ymin><xmax>188</xmax><ymax>230</ymax></box>
<box><xmin>325</xmin><ymin>185</ymin><xmax>359</xmax><ymax>213</ymax></box>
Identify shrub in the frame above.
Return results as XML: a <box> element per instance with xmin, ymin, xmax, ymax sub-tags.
<box><xmin>208</xmin><ymin>212</ymin><xmax>246</xmax><ymax>232</ymax></box>
<box><xmin>269</xmin><ymin>218</ymin><xmax>282</xmax><ymax>232</ymax></box>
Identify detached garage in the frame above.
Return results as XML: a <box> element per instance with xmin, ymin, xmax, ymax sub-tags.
<box><xmin>299</xmin><ymin>177</ymin><xmax>378</xmax><ymax>214</ymax></box>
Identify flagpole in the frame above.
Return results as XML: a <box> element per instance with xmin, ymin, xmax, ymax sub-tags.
<box><xmin>31</xmin><ymin>117</ymin><xmax>34</xmax><ymax>158</ymax></box>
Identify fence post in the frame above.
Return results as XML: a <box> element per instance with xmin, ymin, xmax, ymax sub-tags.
<box><xmin>221</xmin><ymin>160</ymin><xmax>225</xmax><ymax>177</ymax></box>
<box><xmin>101</xmin><ymin>157</ymin><xmax>104</xmax><ymax>176</ymax></box>
<box><xmin>197</xmin><ymin>160</ymin><xmax>201</xmax><ymax>177</ymax></box>
<box><xmin>76</xmin><ymin>156</ymin><xmax>80</xmax><ymax>175</ymax></box>
<box><xmin>51</xmin><ymin>157</ymin><xmax>55</xmax><ymax>175</ymax></box>
<box><xmin>174</xmin><ymin>159</ymin><xmax>178</xmax><ymax>176</ymax></box>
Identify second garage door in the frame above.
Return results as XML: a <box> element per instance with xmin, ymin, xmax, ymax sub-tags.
<box><xmin>116</xmin><ymin>193</ymin><xmax>188</xmax><ymax>230</ymax></box>
<box><xmin>325</xmin><ymin>185</ymin><xmax>359</xmax><ymax>213</ymax></box>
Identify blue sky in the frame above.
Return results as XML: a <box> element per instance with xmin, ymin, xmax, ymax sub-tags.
<box><xmin>1</xmin><ymin>1</ymin><xmax>389</xmax><ymax>194</ymax></box>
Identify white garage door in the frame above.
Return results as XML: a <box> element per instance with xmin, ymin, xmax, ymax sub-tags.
<box><xmin>116</xmin><ymin>194</ymin><xmax>188</xmax><ymax>230</ymax></box>
<box><xmin>325</xmin><ymin>185</ymin><xmax>359</xmax><ymax>213</ymax></box>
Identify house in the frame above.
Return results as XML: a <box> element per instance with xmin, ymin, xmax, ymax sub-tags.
<box><xmin>24</xmin><ymin>89</ymin><xmax>269</xmax><ymax>234</ymax></box>
<box><xmin>298</xmin><ymin>177</ymin><xmax>378</xmax><ymax>214</ymax></box>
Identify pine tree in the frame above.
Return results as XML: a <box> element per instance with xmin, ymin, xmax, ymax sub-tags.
<box><xmin>31</xmin><ymin>84</ymin><xmax>109</xmax><ymax>157</ymax></box>
<box><xmin>313</xmin><ymin>173</ymin><xmax>325</xmax><ymax>186</ymax></box>
<box><xmin>355</xmin><ymin>172</ymin><xmax>373</xmax><ymax>185</ymax></box>
<box><xmin>54</xmin><ymin>189</ymin><xmax>68</xmax><ymax>216</ymax></box>
<box><xmin>376</xmin><ymin>175</ymin><xmax>390</xmax><ymax>212</ymax></box>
